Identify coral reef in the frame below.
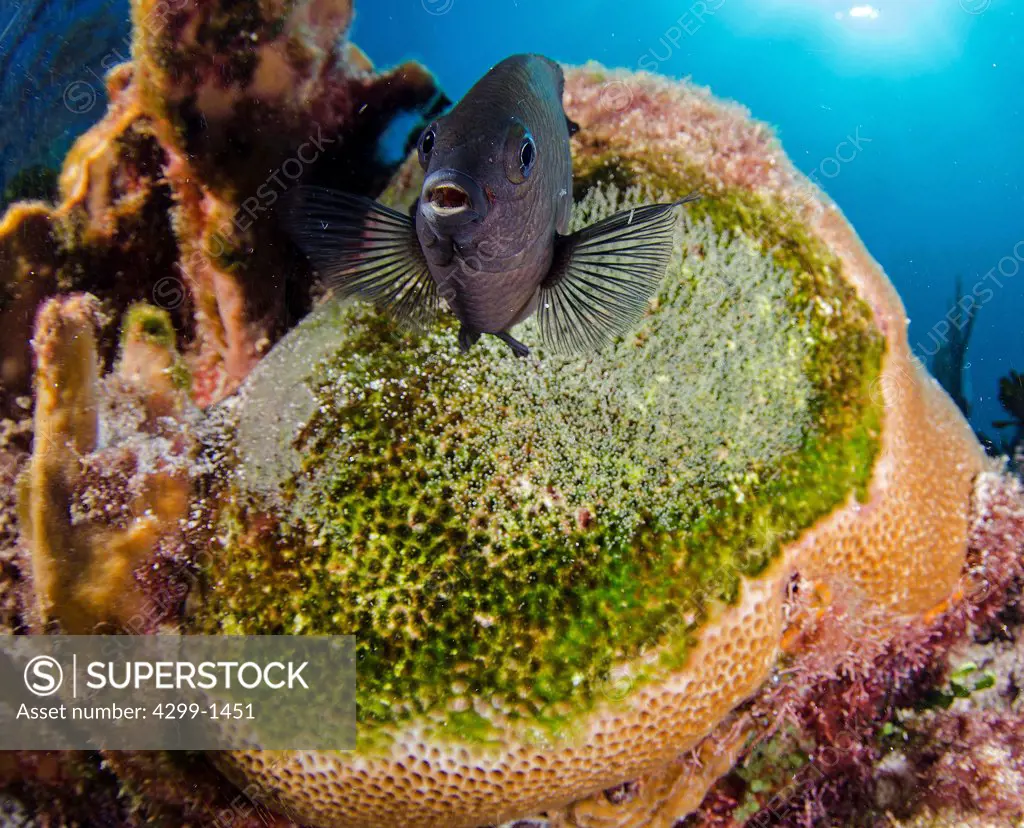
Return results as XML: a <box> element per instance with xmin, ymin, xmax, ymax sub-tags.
<box><xmin>0</xmin><ymin>0</ymin><xmax>443</xmax><ymax>820</ymax></box>
<box><xmin>1</xmin><ymin>4</ymin><xmax>1020</xmax><ymax>827</ymax></box>
<box><xmin>0</xmin><ymin>0</ymin><xmax>443</xmax><ymax>413</ymax></box>
<box><xmin>677</xmin><ymin>470</ymin><xmax>1024</xmax><ymax>827</ymax></box>
<box><xmin>183</xmin><ymin>67</ymin><xmax>985</xmax><ymax>828</ymax></box>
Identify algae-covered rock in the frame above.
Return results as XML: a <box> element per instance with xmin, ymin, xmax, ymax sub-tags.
<box><xmin>182</xmin><ymin>65</ymin><xmax>988</xmax><ymax>828</ymax></box>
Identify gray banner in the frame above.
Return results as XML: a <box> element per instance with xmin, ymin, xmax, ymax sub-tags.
<box><xmin>0</xmin><ymin>635</ymin><xmax>355</xmax><ymax>749</ymax></box>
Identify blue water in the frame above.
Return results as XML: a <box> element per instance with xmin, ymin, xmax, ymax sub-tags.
<box><xmin>3</xmin><ymin>0</ymin><xmax>1020</xmax><ymax>440</ymax></box>
<box><xmin>355</xmin><ymin>0</ymin><xmax>1023</xmax><ymax>443</ymax></box>
<box><xmin>0</xmin><ymin>0</ymin><xmax>131</xmax><ymax>199</ymax></box>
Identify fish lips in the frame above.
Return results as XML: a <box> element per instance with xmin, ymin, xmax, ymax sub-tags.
<box><xmin>420</xmin><ymin>169</ymin><xmax>490</xmax><ymax>229</ymax></box>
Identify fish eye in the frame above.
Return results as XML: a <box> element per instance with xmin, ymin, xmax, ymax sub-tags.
<box><xmin>418</xmin><ymin>126</ymin><xmax>436</xmax><ymax>168</ymax></box>
<box><xmin>519</xmin><ymin>137</ymin><xmax>536</xmax><ymax>178</ymax></box>
<box><xmin>504</xmin><ymin>122</ymin><xmax>536</xmax><ymax>184</ymax></box>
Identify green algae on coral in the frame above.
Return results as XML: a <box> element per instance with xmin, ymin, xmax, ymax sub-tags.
<box><xmin>120</xmin><ymin>302</ymin><xmax>177</xmax><ymax>350</ymax></box>
<box><xmin>118</xmin><ymin>302</ymin><xmax>192</xmax><ymax>392</ymax></box>
<box><xmin>192</xmin><ymin>177</ymin><xmax>883</xmax><ymax>748</ymax></box>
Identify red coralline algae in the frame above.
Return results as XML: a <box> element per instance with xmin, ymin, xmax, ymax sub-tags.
<box><xmin>682</xmin><ymin>470</ymin><xmax>1024</xmax><ymax>827</ymax></box>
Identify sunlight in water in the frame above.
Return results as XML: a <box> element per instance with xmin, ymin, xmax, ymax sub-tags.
<box><xmin>844</xmin><ymin>5</ymin><xmax>880</xmax><ymax>20</ymax></box>
<box><xmin>727</xmin><ymin>0</ymin><xmax>972</xmax><ymax>70</ymax></box>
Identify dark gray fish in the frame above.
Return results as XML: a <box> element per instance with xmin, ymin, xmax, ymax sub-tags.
<box><xmin>284</xmin><ymin>54</ymin><xmax>699</xmax><ymax>357</ymax></box>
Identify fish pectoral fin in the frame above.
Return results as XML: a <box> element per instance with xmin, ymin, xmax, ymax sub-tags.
<box><xmin>566</xmin><ymin>116</ymin><xmax>581</xmax><ymax>137</ymax></box>
<box><xmin>538</xmin><ymin>193</ymin><xmax>700</xmax><ymax>355</ymax></box>
<box><xmin>282</xmin><ymin>186</ymin><xmax>441</xmax><ymax>328</ymax></box>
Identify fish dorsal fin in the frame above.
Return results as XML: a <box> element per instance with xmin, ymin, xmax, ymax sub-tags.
<box><xmin>538</xmin><ymin>194</ymin><xmax>699</xmax><ymax>355</ymax></box>
<box><xmin>283</xmin><ymin>186</ymin><xmax>442</xmax><ymax>328</ymax></box>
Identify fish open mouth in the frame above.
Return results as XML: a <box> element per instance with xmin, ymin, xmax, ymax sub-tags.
<box><xmin>421</xmin><ymin>169</ymin><xmax>488</xmax><ymax>225</ymax></box>
<box><xmin>427</xmin><ymin>183</ymin><xmax>472</xmax><ymax>213</ymax></box>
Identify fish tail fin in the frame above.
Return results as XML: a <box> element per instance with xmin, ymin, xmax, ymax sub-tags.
<box><xmin>538</xmin><ymin>194</ymin><xmax>699</xmax><ymax>355</ymax></box>
<box><xmin>282</xmin><ymin>186</ymin><xmax>441</xmax><ymax>328</ymax></box>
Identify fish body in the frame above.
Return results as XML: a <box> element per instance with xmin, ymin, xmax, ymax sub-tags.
<box><xmin>414</xmin><ymin>55</ymin><xmax>572</xmax><ymax>338</ymax></box>
<box><xmin>284</xmin><ymin>54</ymin><xmax>699</xmax><ymax>357</ymax></box>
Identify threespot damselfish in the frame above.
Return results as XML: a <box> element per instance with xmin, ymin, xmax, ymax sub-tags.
<box><xmin>284</xmin><ymin>53</ymin><xmax>700</xmax><ymax>357</ymax></box>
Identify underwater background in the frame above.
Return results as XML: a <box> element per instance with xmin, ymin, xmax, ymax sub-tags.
<box><xmin>4</xmin><ymin>0</ymin><xmax>1019</xmax><ymax>441</ymax></box>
